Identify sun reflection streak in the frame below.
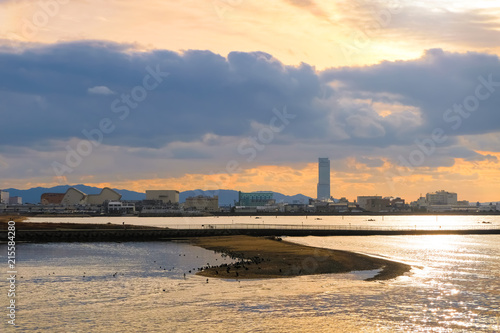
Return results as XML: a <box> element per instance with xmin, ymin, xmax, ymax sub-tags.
<box><xmin>408</xmin><ymin>234</ymin><xmax>462</xmax><ymax>251</ymax></box>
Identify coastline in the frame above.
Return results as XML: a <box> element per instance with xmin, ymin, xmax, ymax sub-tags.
<box><xmin>3</xmin><ymin>220</ymin><xmax>499</xmax><ymax>242</ymax></box>
<box><xmin>192</xmin><ymin>235</ymin><xmax>411</xmax><ymax>281</ymax></box>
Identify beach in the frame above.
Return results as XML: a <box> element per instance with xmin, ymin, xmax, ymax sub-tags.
<box><xmin>193</xmin><ymin>235</ymin><xmax>411</xmax><ymax>281</ymax></box>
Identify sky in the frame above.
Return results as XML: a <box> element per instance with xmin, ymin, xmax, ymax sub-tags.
<box><xmin>1</xmin><ymin>0</ymin><xmax>500</xmax><ymax>202</ymax></box>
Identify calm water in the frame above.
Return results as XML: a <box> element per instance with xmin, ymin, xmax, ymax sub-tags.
<box><xmin>1</xmin><ymin>216</ymin><xmax>499</xmax><ymax>332</ymax></box>
<box><xmin>26</xmin><ymin>214</ymin><xmax>500</xmax><ymax>229</ymax></box>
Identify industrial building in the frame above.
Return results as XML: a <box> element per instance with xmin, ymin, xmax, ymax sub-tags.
<box><xmin>357</xmin><ymin>196</ymin><xmax>383</xmax><ymax>210</ymax></box>
<box><xmin>8</xmin><ymin>196</ymin><xmax>22</xmax><ymax>205</ymax></box>
<box><xmin>58</xmin><ymin>187</ymin><xmax>122</xmax><ymax>206</ymax></box>
<box><xmin>364</xmin><ymin>197</ymin><xmax>391</xmax><ymax>212</ymax></box>
<box><xmin>87</xmin><ymin>188</ymin><xmax>123</xmax><ymax>205</ymax></box>
<box><xmin>145</xmin><ymin>190</ymin><xmax>179</xmax><ymax>204</ymax></box>
<box><xmin>60</xmin><ymin>188</ymin><xmax>87</xmax><ymax>206</ymax></box>
<box><xmin>184</xmin><ymin>195</ymin><xmax>219</xmax><ymax>212</ymax></box>
<box><xmin>317</xmin><ymin>157</ymin><xmax>330</xmax><ymax>200</ymax></box>
<box><xmin>41</xmin><ymin>193</ymin><xmax>66</xmax><ymax>205</ymax></box>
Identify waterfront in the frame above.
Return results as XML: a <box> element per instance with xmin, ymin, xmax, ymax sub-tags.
<box><xmin>25</xmin><ymin>214</ymin><xmax>500</xmax><ymax>229</ymax></box>
<box><xmin>1</xmin><ymin>216</ymin><xmax>499</xmax><ymax>332</ymax></box>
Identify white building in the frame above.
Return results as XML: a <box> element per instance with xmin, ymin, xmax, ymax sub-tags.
<box><xmin>61</xmin><ymin>188</ymin><xmax>87</xmax><ymax>206</ymax></box>
<box><xmin>412</xmin><ymin>191</ymin><xmax>472</xmax><ymax>212</ymax></box>
<box><xmin>87</xmin><ymin>188</ymin><xmax>122</xmax><ymax>205</ymax></box>
<box><xmin>0</xmin><ymin>190</ymin><xmax>10</xmax><ymax>204</ymax></box>
<box><xmin>426</xmin><ymin>190</ymin><xmax>457</xmax><ymax>205</ymax></box>
<box><xmin>317</xmin><ymin>158</ymin><xmax>330</xmax><ymax>200</ymax></box>
<box><xmin>108</xmin><ymin>201</ymin><xmax>135</xmax><ymax>214</ymax></box>
<box><xmin>478</xmin><ymin>203</ymin><xmax>500</xmax><ymax>212</ymax></box>
<box><xmin>61</xmin><ymin>187</ymin><xmax>122</xmax><ymax>206</ymax></box>
<box><xmin>411</xmin><ymin>197</ymin><xmax>428</xmax><ymax>209</ymax></box>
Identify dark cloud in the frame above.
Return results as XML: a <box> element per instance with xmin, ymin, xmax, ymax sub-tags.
<box><xmin>0</xmin><ymin>41</ymin><xmax>499</xmax><ymax>175</ymax></box>
<box><xmin>0</xmin><ymin>41</ymin><xmax>327</xmax><ymax>148</ymax></box>
<box><xmin>356</xmin><ymin>157</ymin><xmax>384</xmax><ymax>168</ymax></box>
<box><xmin>323</xmin><ymin>49</ymin><xmax>500</xmax><ymax>139</ymax></box>
<box><xmin>171</xmin><ymin>148</ymin><xmax>212</xmax><ymax>160</ymax></box>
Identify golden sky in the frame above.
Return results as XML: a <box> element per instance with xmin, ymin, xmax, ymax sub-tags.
<box><xmin>3</xmin><ymin>0</ymin><xmax>500</xmax><ymax>68</ymax></box>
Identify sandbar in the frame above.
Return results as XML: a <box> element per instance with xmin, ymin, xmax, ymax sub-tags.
<box><xmin>192</xmin><ymin>235</ymin><xmax>411</xmax><ymax>281</ymax></box>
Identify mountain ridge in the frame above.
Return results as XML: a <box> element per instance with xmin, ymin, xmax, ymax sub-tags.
<box><xmin>2</xmin><ymin>185</ymin><xmax>312</xmax><ymax>206</ymax></box>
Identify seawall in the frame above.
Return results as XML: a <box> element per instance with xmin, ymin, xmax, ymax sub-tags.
<box><xmin>4</xmin><ymin>227</ymin><xmax>500</xmax><ymax>242</ymax></box>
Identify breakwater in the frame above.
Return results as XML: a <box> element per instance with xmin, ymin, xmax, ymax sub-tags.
<box><xmin>4</xmin><ymin>226</ymin><xmax>500</xmax><ymax>242</ymax></box>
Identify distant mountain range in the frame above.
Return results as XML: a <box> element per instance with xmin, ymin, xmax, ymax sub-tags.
<box><xmin>2</xmin><ymin>185</ymin><xmax>312</xmax><ymax>206</ymax></box>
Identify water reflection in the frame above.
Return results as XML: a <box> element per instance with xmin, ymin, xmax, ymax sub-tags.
<box><xmin>408</xmin><ymin>234</ymin><xmax>462</xmax><ymax>251</ymax></box>
<box><xmin>1</xmin><ymin>235</ymin><xmax>498</xmax><ymax>332</ymax></box>
<box><xmin>26</xmin><ymin>214</ymin><xmax>500</xmax><ymax>229</ymax></box>
<box><xmin>291</xmin><ymin>235</ymin><xmax>500</xmax><ymax>332</ymax></box>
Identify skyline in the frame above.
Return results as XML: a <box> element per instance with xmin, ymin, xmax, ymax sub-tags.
<box><xmin>1</xmin><ymin>1</ymin><xmax>500</xmax><ymax>201</ymax></box>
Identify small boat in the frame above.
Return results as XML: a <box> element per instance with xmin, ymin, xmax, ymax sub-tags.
<box><xmin>367</xmin><ymin>218</ymin><xmax>376</xmax><ymax>221</ymax></box>
<box><xmin>480</xmin><ymin>221</ymin><xmax>492</xmax><ymax>224</ymax></box>
<box><xmin>314</xmin><ymin>218</ymin><xmax>322</xmax><ymax>220</ymax></box>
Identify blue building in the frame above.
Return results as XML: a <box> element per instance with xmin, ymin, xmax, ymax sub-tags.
<box><xmin>238</xmin><ymin>191</ymin><xmax>273</xmax><ymax>206</ymax></box>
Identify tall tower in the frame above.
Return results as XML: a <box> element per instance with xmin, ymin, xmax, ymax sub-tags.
<box><xmin>317</xmin><ymin>158</ymin><xmax>330</xmax><ymax>200</ymax></box>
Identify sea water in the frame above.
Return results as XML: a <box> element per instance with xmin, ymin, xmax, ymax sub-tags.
<box><xmin>1</xmin><ymin>216</ymin><xmax>499</xmax><ymax>332</ymax></box>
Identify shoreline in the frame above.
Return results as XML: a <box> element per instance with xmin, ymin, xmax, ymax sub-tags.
<box><xmin>192</xmin><ymin>235</ymin><xmax>412</xmax><ymax>281</ymax></box>
<box><xmin>2</xmin><ymin>220</ymin><xmax>412</xmax><ymax>281</ymax></box>
<box><xmin>2</xmin><ymin>221</ymin><xmax>499</xmax><ymax>242</ymax></box>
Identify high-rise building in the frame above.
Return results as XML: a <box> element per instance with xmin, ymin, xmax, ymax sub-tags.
<box><xmin>317</xmin><ymin>158</ymin><xmax>330</xmax><ymax>200</ymax></box>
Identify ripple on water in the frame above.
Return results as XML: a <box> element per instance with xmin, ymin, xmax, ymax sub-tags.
<box><xmin>1</xmin><ymin>235</ymin><xmax>499</xmax><ymax>332</ymax></box>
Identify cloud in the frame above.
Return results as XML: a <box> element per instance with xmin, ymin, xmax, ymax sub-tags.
<box><xmin>322</xmin><ymin>48</ymin><xmax>500</xmax><ymax>139</ymax></box>
<box><xmin>88</xmin><ymin>86</ymin><xmax>115</xmax><ymax>95</ymax></box>
<box><xmin>356</xmin><ymin>157</ymin><xmax>384</xmax><ymax>168</ymax></box>
<box><xmin>283</xmin><ymin>0</ymin><xmax>332</xmax><ymax>22</ymax></box>
<box><xmin>0</xmin><ymin>41</ymin><xmax>499</xmax><ymax>188</ymax></box>
<box><xmin>336</xmin><ymin>3</ymin><xmax>500</xmax><ymax>49</ymax></box>
<box><xmin>0</xmin><ymin>41</ymin><xmax>329</xmax><ymax>149</ymax></box>
<box><xmin>385</xmin><ymin>6</ymin><xmax>500</xmax><ymax>49</ymax></box>
<box><xmin>171</xmin><ymin>148</ymin><xmax>211</xmax><ymax>160</ymax></box>
<box><xmin>346</xmin><ymin>114</ymin><xmax>386</xmax><ymax>139</ymax></box>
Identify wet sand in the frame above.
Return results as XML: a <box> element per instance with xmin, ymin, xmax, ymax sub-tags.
<box><xmin>193</xmin><ymin>235</ymin><xmax>411</xmax><ymax>281</ymax></box>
